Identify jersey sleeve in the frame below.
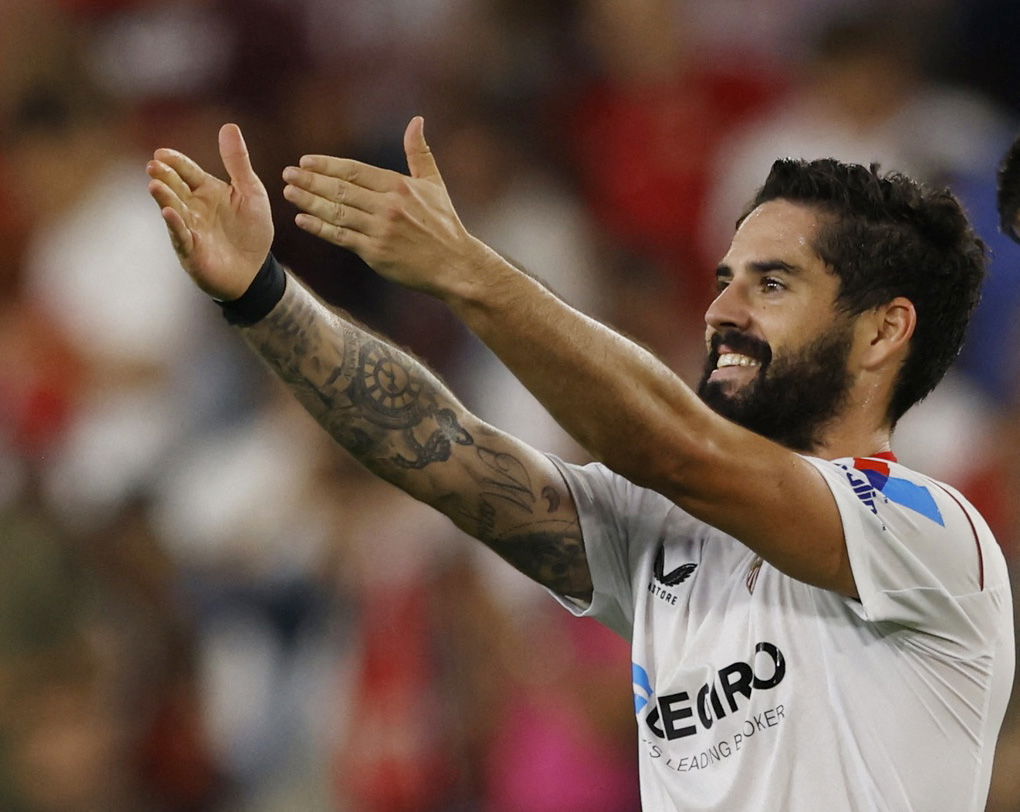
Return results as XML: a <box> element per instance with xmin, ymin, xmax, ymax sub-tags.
<box><xmin>545</xmin><ymin>455</ymin><xmax>680</xmax><ymax>641</ymax></box>
<box><xmin>803</xmin><ymin>455</ymin><xmax>998</xmax><ymax>649</ymax></box>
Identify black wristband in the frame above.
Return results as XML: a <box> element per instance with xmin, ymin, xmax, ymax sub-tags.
<box><xmin>216</xmin><ymin>253</ymin><xmax>287</xmax><ymax>326</ymax></box>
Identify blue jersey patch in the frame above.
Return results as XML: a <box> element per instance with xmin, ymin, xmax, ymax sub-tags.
<box><xmin>633</xmin><ymin>663</ymin><xmax>654</xmax><ymax>714</ymax></box>
<box><xmin>854</xmin><ymin>458</ymin><xmax>945</xmax><ymax>527</ymax></box>
<box><xmin>881</xmin><ymin>476</ymin><xmax>945</xmax><ymax>526</ymax></box>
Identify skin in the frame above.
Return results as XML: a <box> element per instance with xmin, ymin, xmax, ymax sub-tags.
<box><xmin>146</xmin><ymin>124</ymin><xmax>591</xmax><ymax>600</ymax></box>
<box><xmin>705</xmin><ymin>201</ymin><xmax>914</xmax><ymax>461</ymax></box>
<box><xmin>148</xmin><ymin>119</ymin><xmax>917</xmax><ymax>599</ymax></box>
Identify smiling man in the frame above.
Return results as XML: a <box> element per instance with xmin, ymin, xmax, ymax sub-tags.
<box><xmin>147</xmin><ymin>119</ymin><xmax>1013</xmax><ymax>811</ymax></box>
<box><xmin>699</xmin><ymin>201</ymin><xmax>860</xmax><ymax>454</ymax></box>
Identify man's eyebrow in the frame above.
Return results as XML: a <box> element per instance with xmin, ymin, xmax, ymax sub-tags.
<box><xmin>750</xmin><ymin>259</ymin><xmax>800</xmax><ymax>274</ymax></box>
<box><xmin>714</xmin><ymin>259</ymin><xmax>800</xmax><ymax>280</ymax></box>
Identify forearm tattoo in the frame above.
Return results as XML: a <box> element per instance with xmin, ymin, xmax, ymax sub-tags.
<box><xmin>243</xmin><ymin>286</ymin><xmax>472</xmax><ymax>474</ymax></box>
<box><xmin>240</xmin><ymin>281</ymin><xmax>590</xmax><ymax>598</ymax></box>
<box><xmin>467</xmin><ymin>443</ymin><xmax>588</xmax><ymax>597</ymax></box>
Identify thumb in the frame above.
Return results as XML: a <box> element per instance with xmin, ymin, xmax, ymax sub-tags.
<box><xmin>219</xmin><ymin>123</ymin><xmax>262</xmax><ymax>193</ymax></box>
<box><xmin>404</xmin><ymin>116</ymin><xmax>441</xmax><ymax>181</ymax></box>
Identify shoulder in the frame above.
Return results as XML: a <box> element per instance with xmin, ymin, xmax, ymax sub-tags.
<box><xmin>809</xmin><ymin>454</ymin><xmax>1002</xmax><ymax>596</ymax></box>
<box><xmin>812</xmin><ymin>455</ymin><xmax>977</xmax><ymax>533</ymax></box>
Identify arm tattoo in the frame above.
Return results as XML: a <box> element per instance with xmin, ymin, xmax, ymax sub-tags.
<box><xmin>241</xmin><ymin>282</ymin><xmax>471</xmax><ymax>479</ymax></box>
<box><xmin>482</xmin><ymin>510</ymin><xmax>588</xmax><ymax>598</ymax></box>
<box><xmin>391</xmin><ymin>408</ymin><xmax>473</xmax><ymax>469</ymax></box>
<box><xmin>477</xmin><ymin>446</ymin><xmax>534</xmax><ymax>512</ymax></box>
<box><xmin>466</xmin><ymin>440</ymin><xmax>588</xmax><ymax>598</ymax></box>
<box><xmin>240</xmin><ymin>280</ymin><xmax>590</xmax><ymax>598</ymax></box>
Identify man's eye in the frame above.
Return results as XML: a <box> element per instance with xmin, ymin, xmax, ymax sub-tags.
<box><xmin>715</xmin><ymin>279</ymin><xmax>730</xmax><ymax>293</ymax></box>
<box><xmin>762</xmin><ymin>276</ymin><xmax>785</xmax><ymax>292</ymax></box>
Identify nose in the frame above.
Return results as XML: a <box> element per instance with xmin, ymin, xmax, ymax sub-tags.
<box><xmin>704</xmin><ymin>279</ymin><xmax>751</xmax><ymax>333</ymax></box>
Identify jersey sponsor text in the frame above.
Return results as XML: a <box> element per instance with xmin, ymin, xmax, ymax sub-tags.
<box><xmin>641</xmin><ymin>642</ymin><xmax>786</xmax><ymax>741</ymax></box>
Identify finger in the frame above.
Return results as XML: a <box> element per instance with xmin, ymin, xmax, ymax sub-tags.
<box><xmin>295</xmin><ymin>212</ymin><xmax>371</xmax><ymax>254</ymax></box>
<box><xmin>403</xmin><ymin>116</ymin><xmax>441</xmax><ymax>181</ymax></box>
<box><xmin>147</xmin><ymin>159</ymin><xmax>191</xmax><ymax>202</ymax></box>
<box><xmin>282</xmin><ymin>166</ymin><xmax>377</xmax><ymax>213</ymax></box>
<box><xmin>297</xmin><ymin>155</ymin><xmax>400</xmax><ymax>193</ymax></box>
<box><xmin>153</xmin><ymin>147</ymin><xmax>210</xmax><ymax>192</ymax></box>
<box><xmin>219</xmin><ymin>123</ymin><xmax>263</xmax><ymax>194</ymax></box>
<box><xmin>283</xmin><ymin>184</ymin><xmax>375</xmax><ymax>235</ymax></box>
<box><xmin>147</xmin><ymin>177</ymin><xmax>189</xmax><ymax>222</ymax></box>
<box><xmin>161</xmin><ymin>205</ymin><xmax>195</xmax><ymax>256</ymax></box>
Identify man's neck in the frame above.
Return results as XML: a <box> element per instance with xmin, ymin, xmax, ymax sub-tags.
<box><xmin>806</xmin><ymin>425</ymin><xmax>892</xmax><ymax>462</ymax></box>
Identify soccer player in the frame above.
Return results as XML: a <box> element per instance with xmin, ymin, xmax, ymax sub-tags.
<box><xmin>147</xmin><ymin>118</ymin><xmax>1013</xmax><ymax>810</ymax></box>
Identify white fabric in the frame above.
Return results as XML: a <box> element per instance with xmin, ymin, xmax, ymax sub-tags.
<box><xmin>549</xmin><ymin>454</ymin><xmax>1014</xmax><ymax>812</ymax></box>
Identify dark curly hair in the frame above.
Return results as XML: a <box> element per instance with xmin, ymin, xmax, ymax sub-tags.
<box><xmin>739</xmin><ymin>158</ymin><xmax>987</xmax><ymax>425</ymax></box>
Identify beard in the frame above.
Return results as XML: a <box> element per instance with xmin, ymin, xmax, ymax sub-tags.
<box><xmin>696</xmin><ymin>322</ymin><xmax>855</xmax><ymax>452</ymax></box>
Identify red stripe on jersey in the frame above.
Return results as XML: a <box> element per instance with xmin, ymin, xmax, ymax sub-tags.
<box><xmin>854</xmin><ymin>457</ymin><xmax>890</xmax><ymax>477</ymax></box>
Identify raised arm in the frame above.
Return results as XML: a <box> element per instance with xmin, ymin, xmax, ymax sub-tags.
<box><xmin>146</xmin><ymin>124</ymin><xmax>590</xmax><ymax>600</ymax></box>
<box><xmin>282</xmin><ymin>117</ymin><xmax>853</xmax><ymax>596</ymax></box>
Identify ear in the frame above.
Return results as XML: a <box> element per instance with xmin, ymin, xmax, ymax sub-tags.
<box><xmin>858</xmin><ymin>296</ymin><xmax>916</xmax><ymax>371</ymax></box>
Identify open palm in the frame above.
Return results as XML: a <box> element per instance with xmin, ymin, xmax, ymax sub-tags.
<box><xmin>147</xmin><ymin>124</ymin><xmax>274</xmax><ymax>301</ymax></box>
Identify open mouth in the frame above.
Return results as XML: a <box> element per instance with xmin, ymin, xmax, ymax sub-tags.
<box><xmin>704</xmin><ymin>332</ymin><xmax>770</xmax><ymax>389</ymax></box>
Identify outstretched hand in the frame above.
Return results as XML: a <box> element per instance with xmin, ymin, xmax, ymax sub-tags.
<box><xmin>281</xmin><ymin>116</ymin><xmax>496</xmax><ymax>299</ymax></box>
<box><xmin>147</xmin><ymin>124</ymin><xmax>274</xmax><ymax>300</ymax></box>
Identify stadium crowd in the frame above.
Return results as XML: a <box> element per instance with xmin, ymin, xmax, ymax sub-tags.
<box><xmin>1</xmin><ymin>0</ymin><xmax>1019</xmax><ymax>809</ymax></box>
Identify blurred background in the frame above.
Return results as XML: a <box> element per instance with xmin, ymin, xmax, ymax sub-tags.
<box><xmin>1</xmin><ymin>0</ymin><xmax>1019</xmax><ymax>809</ymax></box>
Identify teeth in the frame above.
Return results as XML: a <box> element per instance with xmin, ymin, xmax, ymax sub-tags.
<box><xmin>717</xmin><ymin>353</ymin><xmax>761</xmax><ymax>369</ymax></box>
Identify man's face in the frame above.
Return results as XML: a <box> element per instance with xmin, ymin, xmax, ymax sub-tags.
<box><xmin>696</xmin><ymin>200</ymin><xmax>856</xmax><ymax>451</ymax></box>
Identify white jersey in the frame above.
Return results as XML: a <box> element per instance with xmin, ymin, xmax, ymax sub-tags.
<box><xmin>549</xmin><ymin>453</ymin><xmax>1013</xmax><ymax>811</ymax></box>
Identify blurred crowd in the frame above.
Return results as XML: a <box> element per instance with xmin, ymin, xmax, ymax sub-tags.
<box><xmin>2</xmin><ymin>0</ymin><xmax>1020</xmax><ymax>810</ymax></box>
